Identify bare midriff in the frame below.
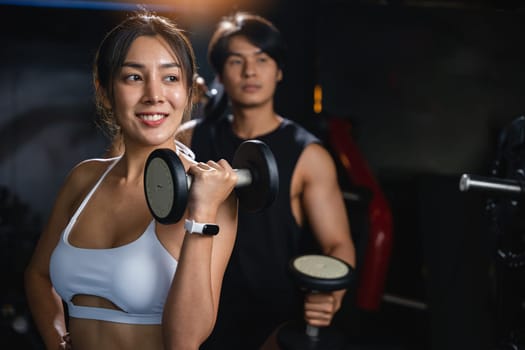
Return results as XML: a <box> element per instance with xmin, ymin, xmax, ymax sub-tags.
<box><xmin>68</xmin><ymin>295</ymin><xmax>163</xmax><ymax>350</ymax></box>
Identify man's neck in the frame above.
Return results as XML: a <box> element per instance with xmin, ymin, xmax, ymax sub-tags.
<box><xmin>230</xmin><ymin>103</ymin><xmax>282</xmax><ymax>139</ymax></box>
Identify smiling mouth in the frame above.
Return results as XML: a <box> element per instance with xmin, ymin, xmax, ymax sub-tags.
<box><xmin>137</xmin><ymin>114</ymin><xmax>166</xmax><ymax>121</ymax></box>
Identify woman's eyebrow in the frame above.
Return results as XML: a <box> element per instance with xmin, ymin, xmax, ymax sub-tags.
<box><xmin>121</xmin><ymin>61</ymin><xmax>181</xmax><ymax>69</ymax></box>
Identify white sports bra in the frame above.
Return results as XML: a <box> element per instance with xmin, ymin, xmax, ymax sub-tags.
<box><xmin>50</xmin><ymin>154</ymin><xmax>180</xmax><ymax>324</ymax></box>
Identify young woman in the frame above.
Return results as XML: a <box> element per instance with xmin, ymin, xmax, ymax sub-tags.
<box><xmin>24</xmin><ymin>11</ymin><xmax>238</xmax><ymax>350</ymax></box>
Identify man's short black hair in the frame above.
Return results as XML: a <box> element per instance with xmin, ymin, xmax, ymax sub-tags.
<box><xmin>208</xmin><ymin>11</ymin><xmax>286</xmax><ymax>76</ymax></box>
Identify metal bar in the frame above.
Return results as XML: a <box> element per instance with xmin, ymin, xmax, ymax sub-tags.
<box><xmin>382</xmin><ymin>293</ymin><xmax>428</xmax><ymax>311</ymax></box>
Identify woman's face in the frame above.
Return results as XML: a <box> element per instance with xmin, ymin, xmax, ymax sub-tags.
<box><xmin>112</xmin><ymin>35</ymin><xmax>189</xmax><ymax>149</ymax></box>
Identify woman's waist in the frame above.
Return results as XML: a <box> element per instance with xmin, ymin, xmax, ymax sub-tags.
<box><xmin>68</xmin><ymin>318</ymin><xmax>163</xmax><ymax>350</ymax></box>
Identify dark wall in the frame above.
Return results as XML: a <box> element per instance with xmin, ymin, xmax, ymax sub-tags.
<box><xmin>0</xmin><ymin>6</ymin><xmax>123</xmax><ymax>218</ymax></box>
<box><xmin>317</xmin><ymin>3</ymin><xmax>525</xmax><ymax>176</ymax></box>
<box><xmin>309</xmin><ymin>3</ymin><xmax>524</xmax><ymax>350</ymax></box>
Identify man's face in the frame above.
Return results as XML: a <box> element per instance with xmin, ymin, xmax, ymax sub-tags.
<box><xmin>220</xmin><ymin>35</ymin><xmax>282</xmax><ymax>109</ymax></box>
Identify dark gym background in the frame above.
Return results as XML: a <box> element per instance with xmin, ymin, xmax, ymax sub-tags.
<box><xmin>1</xmin><ymin>0</ymin><xmax>524</xmax><ymax>349</ymax></box>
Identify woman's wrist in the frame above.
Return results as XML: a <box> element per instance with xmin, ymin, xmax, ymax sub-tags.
<box><xmin>186</xmin><ymin>205</ymin><xmax>218</xmax><ymax>223</ymax></box>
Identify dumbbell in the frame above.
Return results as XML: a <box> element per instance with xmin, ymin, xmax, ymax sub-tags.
<box><xmin>277</xmin><ymin>254</ymin><xmax>354</xmax><ymax>350</ymax></box>
<box><xmin>144</xmin><ymin>139</ymin><xmax>279</xmax><ymax>224</ymax></box>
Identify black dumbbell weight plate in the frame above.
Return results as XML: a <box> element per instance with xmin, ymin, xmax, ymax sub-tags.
<box><xmin>232</xmin><ymin>140</ymin><xmax>279</xmax><ymax>212</ymax></box>
<box><xmin>290</xmin><ymin>254</ymin><xmax>353</xmax><ymax>292</ymax></box>
<box><xmin>144</xmin><ymin>148</ymin><xmax>188</xmax><ymax>224</ymax></box>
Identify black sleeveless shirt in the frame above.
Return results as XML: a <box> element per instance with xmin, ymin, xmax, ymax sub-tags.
<box><xmin>191</xmin><ymin>116</ymin><xmax>320</xmax><ymax>349</ymax></box>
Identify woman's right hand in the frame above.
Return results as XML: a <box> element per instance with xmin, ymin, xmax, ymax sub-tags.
<box><xmin>186</xmin><ymin>159</ymin><xmax>237</xmax><ymax>221</ymax></box>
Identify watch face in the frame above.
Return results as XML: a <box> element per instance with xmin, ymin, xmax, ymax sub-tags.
<box><xmin>144</xmin><ymin>149</ymin><xmax>188</xmax><ymax>224</ymax></box>
<box><xmin>145</xmin><ymin>157</ymin><xmax>174</xmax><ymax>220</ymax></box>
<box><xmin>203</xmin><ymin>224</ymin><xmax>220</xmax><ymax>235</ymax></box>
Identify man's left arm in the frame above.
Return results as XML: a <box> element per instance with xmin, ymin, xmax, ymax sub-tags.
<box><xmin>298</xmin><ymin>143</ymin><xmax>356</xmax><ymax>327</ymax></box>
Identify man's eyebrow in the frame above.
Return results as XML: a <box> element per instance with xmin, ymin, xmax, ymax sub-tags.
<box><xmin>226</xmin><ymin>52</ymin><xmax>242</xmax><ymax>58</ymax></box>
<box><xmin>226</xmin><ymin>49</ymin><xmax>264</xmax><ymax>57</ymax></box>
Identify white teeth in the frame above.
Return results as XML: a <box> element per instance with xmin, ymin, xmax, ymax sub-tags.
<box><xmin>139</xmin><ymin>114</ymin><xmax>165</xmax><ymax>121</ymax></box>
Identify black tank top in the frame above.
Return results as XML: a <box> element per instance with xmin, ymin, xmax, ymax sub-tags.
<box><xmin>191</xmin><ymin>116</ymin><xmax>320</xmax><ymax>349</ymax></box>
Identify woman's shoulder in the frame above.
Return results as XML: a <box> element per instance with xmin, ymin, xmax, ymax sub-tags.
<box><xmin>66</xmin><ymin>157</ymin><xmax>118</xmax><ymax>192</ymax></box>
<box><xmin>73</xmin><ymin>156</ymin><xmax>118</xmax><ymax>173</ymax></box>
<box><xmin>51</xmin><ymin>157</ymin><xmax>118</xmax><ymax>216</ymax></box>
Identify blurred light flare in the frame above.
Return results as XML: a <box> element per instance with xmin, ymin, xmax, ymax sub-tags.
<box><xmin>0</xmin><ymin>0</ymin><xmax>275</xmax><ymax>18</ymax></box>
<box><xmin>313</xmin><ymin>84</ymin><xmax>322</xmax><ymax>114</ymax></box>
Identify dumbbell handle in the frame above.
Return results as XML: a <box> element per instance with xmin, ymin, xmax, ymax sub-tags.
<box><xmin>186</xmin><ymin>169</ymin><xmax>253</xmax><ymax>188</ymax></box>
<box><xmin>306</xmin><ymin>324</ymin><xmax>319</xmax><ymax>338</ymax></box>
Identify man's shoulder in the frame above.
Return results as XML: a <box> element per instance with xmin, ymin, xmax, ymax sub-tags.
<box><xmin>175</xmin><ymin>118</ymin><xmax>211</xmax><ymax>145</ymax></box>
<box><xmin>177</xmin><ymin>119</ymin><xmax>200</xmax><ymax>133</ymax></box>
<box><xmin>280</xmin><ymin>117</ymin><xmax>312</xmax><ymax>132</ymax></box>
<box><xmin>279</xmin><ymin>117</ymin><xmax>320</xmax><ymax>145</ymax></box>
<box><xmin>175</xmin><ymin>120</ymin><xmax>194</xmax><ymax>146</ymax></box>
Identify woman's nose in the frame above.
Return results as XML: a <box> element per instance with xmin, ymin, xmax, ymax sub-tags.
<box><xmin>142</xmin><ymin>79</ymin><xmax>164</xmax><ymax>104</ymax></box>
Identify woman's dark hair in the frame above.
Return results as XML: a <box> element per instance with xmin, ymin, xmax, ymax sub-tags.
<box><xmin>94</xmin><ymin>10</ymin><xmax>197</xmax><ymax>139</ymax></box>
<box><xmin>208</xmin><ymin>11</ymin><xmax>286</xmax><ymax>76</ymax></box>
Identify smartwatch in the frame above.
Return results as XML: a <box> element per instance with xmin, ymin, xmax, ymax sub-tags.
<box><xmin>184</xmin><ymin>219</ymin><xmax>220</xmax><ymax>236</ymax></box>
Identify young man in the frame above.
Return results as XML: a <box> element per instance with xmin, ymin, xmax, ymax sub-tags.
<box><xmin>177</xmin><ymin>12</ymin><xmax>356</xmax><ymax>349</ymax></box>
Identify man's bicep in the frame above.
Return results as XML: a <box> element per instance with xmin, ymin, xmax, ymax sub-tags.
<box><xmin>301</xmin><ymin>145</ymin><xmax>351</xmax><ymax>247</ymax></box>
